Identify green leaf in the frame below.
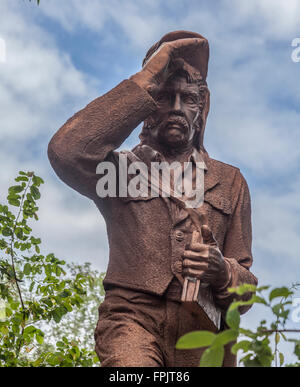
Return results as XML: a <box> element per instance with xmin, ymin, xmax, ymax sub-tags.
<box><xmin>70</xmin><ymin>346</ymin><xmax>80</xmax><ymax>360</ymax></box>
<box><xmin>10</xmin><ymin>301</ymin><xmax>19</xmax><ymax>310</ymax></box>
<box><xmin>226</xmin><ymin>308</ymin><xmax>240</xmax><ymax>330</ymax></box>
<box><xmin>52</xmin><ymin>309</ymin><xmax>62</xmax><ymax>323</ymax></box>
<box><xmin>280</xmin><ymin>332</ymin><xmax>287</xmax><ymax>341</ymax></box>
<box><xmin>44</xmin><ymin>264</ymin><xmax>52</xmax><ymax>276</ymax></box>
<box><xmin>0</xmin><ymin>239</ymin><xmax>7</xmax><ymax>249</ymax></box>
<box><xmin>243</xmin><ymin>358</ymin><xmax>262</xmax><ymax>367</ymax></box>
<box><xmin>228</xmin><ymin>283</ymin><xmax>257</xmax><ymax>295</ymax></box>
<box><xmin>29</xmin><ymin>282</ymin><xmax>35</xmax><ymax>293</ymax></box>
<box><xmin>9</xmin><ymin>185</ymin><xmax>24</xmax><ymax>194</ymax></box>
<box><xmin>23</xmin><ymin>263</ymin><xmax>31</xmax><ymax>275</ymax></box>
<box><xmin>269</xmin><ymin>287</ymin><xmax>293</xmax><ymax>302</ymax></box>
<box><xmin>2</xmin><ymin>227</ymin><xmax>12</xmax><ymax>236</ymax></box>
<box><xmin>32</xmin><ymin>175</ymin><xmax>44</xmax><ymax>186</ymax></box>
<box><xmin>294</xmin><ymin>343</ymin><xmax>300</xmax><ymax>360</ymax></box>
<box><xmin>35</xmin><ymin>332</ymin><xmax>44</xmax><ymax>345</ymax></box>
<box><xmin>24</xmin><ymin>326</ymin><xmax>37</xmax><ymax>335</ymax></box>
<box><xmin>56</xmin><ymin>266</ymin><xmax>62</xmax><ymax>276</ymax></box>
<box><xmin>15</xmin><ymin>228</ymin><xmax>23</xmax><ymax>239</ymax></box>
<box><xmin>30</xmin><ymin>186</ymin><xmax>41</xmax><ymax>200</ymax></box>
<box><xmin>176</xmin><ymin>330</ymin><xmax>216</xmax><ymax>349</ymax></box>
<box><xmin>15</xmin><ymin>176</ymin><xmax>29</xmax><ymax>182</ymax></box>
<box><xmin>200</xmin><ymin>345</ymin><xmax>225</xmax><ymax>367</ymax></box>
<box><xmin>8</xmin><ymin>198</ymin><xmax>21</xmax><ymax>207</ymax></box>
<box><xmin>231</xmin><ymin>340</ymin><xmax>251</xmax><ymax>355</ymax></box>
<box><xmin>279</xmin><ymin>352</ymin><xmax>284</xmax><ymax>366</ymax></box>
<box><xmin>256</xmin><ymin>285</ymin><xmax>270</xmax><ymax>292</ymax></box>
<box><xmin>212</xmin><ymin>329</ymin><xmax>238</xmax><ymax>347</ymax></box>
<box><xmin>251</xmin><ymin>295</ymin><xmax>268</xmax><ymax>305</ymax></box>
<box><xmin>56</xmin><ymin>341</ymin><xmax>65</xmax><ymax>348</ymax></box>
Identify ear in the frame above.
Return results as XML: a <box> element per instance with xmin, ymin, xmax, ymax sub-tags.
<box><xmin>194</xmin><ymin>87</ymin><xmax>210</xmax><ymax>151</ymax></box>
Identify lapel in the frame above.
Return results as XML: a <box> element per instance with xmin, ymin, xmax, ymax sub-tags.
<box><xmin>130</xmin><ymin>146</ymin><xmax>220</xmax><ymax>227</ymax></box>
<box><xmin>172</xmin><ymin>157</ymin><xmax>220</xmax><ymax>227</ymax></box>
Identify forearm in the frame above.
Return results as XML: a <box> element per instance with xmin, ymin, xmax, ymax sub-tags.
<box><xmin>212</xmin><ymin>257</ymin><xmax>258</xmax><ymax>314</ymax></box>
<box><xmin>212</xmin><ymin>170</ymin><xmax>258</xmax><ymax>314</ymax></box>
<box><xmin>48</xmin><ymin>79</ymin><xmax>156</xmax><ymax>198</ymax></box>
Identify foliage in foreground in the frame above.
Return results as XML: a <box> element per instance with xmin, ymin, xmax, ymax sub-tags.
<box><xmin>177</xmin><ymin>283</ymin><xmax>300</xmax><ymax>367</ymax></box>
<box><xmin>1</xmin><ymin>171</ymin><xmax>300</xmax><ymax>367</ymax></box>
<box><xmin>0</xmin><ymin>171</ymin><xmax>104</xmax><ymax>367</ymax></box>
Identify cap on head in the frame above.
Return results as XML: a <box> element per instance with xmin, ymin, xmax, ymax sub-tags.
<box><xmin>142</xmin><ymin>30</ymin><xmax>209</xmax><ymax>81</ymax></box>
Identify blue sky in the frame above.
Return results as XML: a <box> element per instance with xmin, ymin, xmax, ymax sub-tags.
<box><xmin>1</xmin><ymin>0</ymin><xmax>300</xmax><ymax>363</ymax></box>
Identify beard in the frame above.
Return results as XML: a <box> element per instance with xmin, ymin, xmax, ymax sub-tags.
<box><xmin>154</xmin><ymin>114</ymin><xmax>190</xmax><ymax>146</ymax></box>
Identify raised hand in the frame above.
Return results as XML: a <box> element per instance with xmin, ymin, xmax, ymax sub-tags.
<box><xmin>130</xmin><ymin>38</ymin><xmax>205</xmax><ymax>96</ymax></box>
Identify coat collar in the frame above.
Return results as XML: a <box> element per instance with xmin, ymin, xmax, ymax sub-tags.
<box><xmin>133</xmin><ymin>144</ymin><xmax>220</xmax><ymax>194</ymax></box>
<box><xmin>129</xmin><ymin>144</ymin><xmax>220</xmax><ymax>226</ymax></box>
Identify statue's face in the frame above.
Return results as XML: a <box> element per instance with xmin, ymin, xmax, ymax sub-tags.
<box><xmin>148</xmin><ymin>75</ymin><xmax>200</xmax><ymax>149</ymax></box>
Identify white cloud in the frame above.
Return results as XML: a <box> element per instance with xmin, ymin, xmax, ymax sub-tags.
<box><xmin>37</xmin><ymin>181</ymin><xmax>108</xmax><ymax>271</ymax></box>
<box><xmin>38</xmin><ymin>0</ymin><xmax>169</xmax><ymax>49</ymax></box>
<box><xmin>1</xmin><ymin>2</ymin><xmax>300</xmax><ymax>361</ymax></box>
<box><xmin>228</xmin><ymin>0</ymin><xmax>300</xmax><ymax>39</ymax></box>
<box><xmin>0</xmin><ymin>0</ymin><xmax>103</xmax><ymax>268</ymax></box>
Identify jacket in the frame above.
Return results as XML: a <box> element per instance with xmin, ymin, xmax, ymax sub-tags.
<box><xmin>48</xmin><ymin>79</ymin><xmax>258</xmax><ymax>313</ymax></box>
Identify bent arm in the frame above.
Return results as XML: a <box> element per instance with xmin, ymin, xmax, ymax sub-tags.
<box><xmin>213</xmin><ymin>171</ymin><xmax>258</xmax><ymax>314</ymax></box>
<box><xmin>48</xmin><ymin>79</ymin><xmax>156</xmax><ymax>199</ymax></box>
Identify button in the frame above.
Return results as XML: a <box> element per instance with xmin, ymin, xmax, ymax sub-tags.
<box><xmin>173</xmin><ymin>261</ymin><xmax>183</xmax><ymax>273</ymax></box>
<box><xmin>175</xmin><ymin>230</ymin><xmax>184</xmax><ymax>242</ymax></box>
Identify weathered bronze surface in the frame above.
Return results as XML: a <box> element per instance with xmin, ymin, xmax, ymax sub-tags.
<box><xmin>48</xmin><ymin>30</ymin><xmax>258</xmax><ymax>367</ymax></box>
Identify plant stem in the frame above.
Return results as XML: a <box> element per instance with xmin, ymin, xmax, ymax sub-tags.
<box><xmin>10</xmin><ymin>175</ymin><xmax>33</xmax><ymax>357</ymax></box>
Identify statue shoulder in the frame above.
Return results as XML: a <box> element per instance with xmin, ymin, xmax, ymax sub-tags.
<box><xmin>207</xmin><ymin>157</ymin><xmax>240</xmax><ymax>175</ymax></box>
<box><xmin>206</xmin><ymin>157</ymin><xmax>248</xmax><ymax>189</ymax></box>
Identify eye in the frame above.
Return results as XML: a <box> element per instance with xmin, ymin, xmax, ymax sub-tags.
<box><xmin>184</xmin><ymin>96</ymin><xmax>197</xmax><ymax>105</ymax></box>
<box><xmin>155</xmin><ymin>94</ymin><xmax>169</xmax><ymax>104</ymax></box>
<box><xmin>183</xmin><ymin>95</ymin><xmax>197</xmax><ymax>104</ymax></box>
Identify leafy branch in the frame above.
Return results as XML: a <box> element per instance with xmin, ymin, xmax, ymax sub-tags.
<box><xmin>0</xmin><ymin>171</ymin><xmax>103</xmax><ymax>367</ymax></box>
<box><xmin>177</xmin><ymin>283</ymin><xmax>300</xmax><ymax>367</ymax></box>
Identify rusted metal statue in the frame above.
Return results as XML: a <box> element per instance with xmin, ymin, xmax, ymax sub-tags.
<box><xmin>48</xmin><ymin>30</ymin><xmax>258</xmax><ymax>367</ymax></box>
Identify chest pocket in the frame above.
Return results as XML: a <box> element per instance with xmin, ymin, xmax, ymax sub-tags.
<box><xmin>204</xmin><ymin>190</ymin><xmax>232</xmax><ymax>215</ymax></box>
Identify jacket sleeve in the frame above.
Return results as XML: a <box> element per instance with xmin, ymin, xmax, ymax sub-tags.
<box><xmin>213</xmin><ymin>170</ymin><xmax>258</xmax><ymax>314</ymax></box>
<box><xmin>48</xmin><ymin>79</ymin><xmax>157</xmax><ymax>200</ymax></box>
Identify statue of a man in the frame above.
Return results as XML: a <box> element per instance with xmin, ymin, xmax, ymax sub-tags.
<box><xmin>48</xmin><ymin>30</ymin><xmax>257</xmax><ymax>367</ymax></box>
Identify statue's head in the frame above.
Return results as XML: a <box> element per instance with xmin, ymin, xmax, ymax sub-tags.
<box><xmin>139</xmin><ymin>31</ymin><xmax>210</xmax><ymax>155</ymax></box>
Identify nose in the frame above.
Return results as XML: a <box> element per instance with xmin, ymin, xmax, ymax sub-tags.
<box><xmin>172</xmin><ymin>93</ymin><xmax>182</xmax><ymax>112</ymax></box>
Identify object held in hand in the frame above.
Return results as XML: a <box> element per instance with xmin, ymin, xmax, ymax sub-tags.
<box><xmin>181</xmin><ymin>229</ymin><xmax>221</xmax><ymax>332</ymax></box>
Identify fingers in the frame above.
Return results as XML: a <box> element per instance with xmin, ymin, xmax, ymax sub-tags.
<box><xmin>143</xmin><ymin>37</ymin><xmax>204</xmax><ymax>73</ymax></box>
<box><xmin>183</xmin><ymin>248</ymin><xmax>209</xmax><ymax>260</ymax></box>
<box><xmin>191</xmin><ymin>230</ymin><xmax>201</xmax><ymax>246</ymax></box>
<box><xmin>168</xmin><ymin>37</ymin><xmax>207</xmax><ymax>52</ymax></box>
<box><xmin>182</xmin><ymin>267</ymin><xmax>205</xmax><ymax>279</ymax></box>
<box><xmin>201</xmin><ymin>225</ymin><xmax>218</xmax><ymax>247</ymax></box>
<box><xmin>182</xmin><ymin>258</ymin><xmax>208</xmax><ymax>271</ymax></box>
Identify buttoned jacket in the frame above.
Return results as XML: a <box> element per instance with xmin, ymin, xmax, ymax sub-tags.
<box><xmin>48</xmin><ymin>79</ymin><xmax>258</xmax><ymax>313</ymax></box>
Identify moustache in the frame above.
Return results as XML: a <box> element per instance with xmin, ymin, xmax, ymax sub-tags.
<box><xmin>163</xmin><ymin>115</ymin><xmax>189</xmax><ymax>132</ymax></box>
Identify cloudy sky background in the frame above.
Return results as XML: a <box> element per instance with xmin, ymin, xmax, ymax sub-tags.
<box><xmin>1</xmin><ymin>0</ymin><xmax>300</xmax><ymax>363</ymax></box>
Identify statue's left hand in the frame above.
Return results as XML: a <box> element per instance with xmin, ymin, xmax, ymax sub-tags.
<box><xmin>182</xmin><ymin>225</ymin><xmax>230</xmax><ymax>290</ymax></box>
